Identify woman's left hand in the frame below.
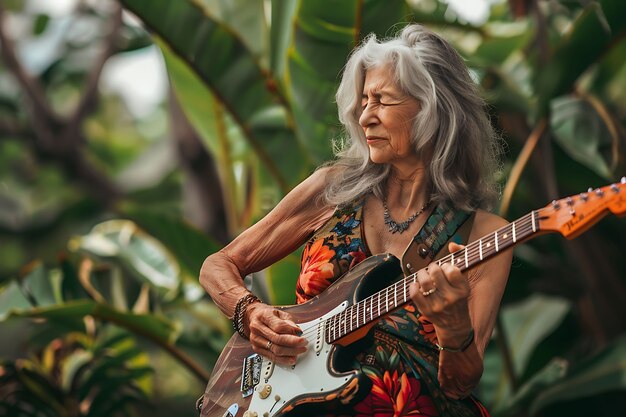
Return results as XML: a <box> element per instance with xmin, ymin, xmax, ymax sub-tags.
<box><xmin>408</xmin><ymin>242</ymin><xmax>473</xmax><ymax>349</ymax></box>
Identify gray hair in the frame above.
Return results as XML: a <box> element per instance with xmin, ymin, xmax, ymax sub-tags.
<box><xmin>322</xmin><ymin>24</ymin><xmax>501</xmax><ymax>211</ymax></box>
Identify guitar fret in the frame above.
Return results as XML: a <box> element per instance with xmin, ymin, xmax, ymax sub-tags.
<box><xmin>385</xmin><ymin>287</ymin><xmax>389</xmax><ymax>312</ymax></box>
<box><xmin>339</xmin><ymin>313</ymin><xmax>344</xmax><ymax>338</ymax></box>
<box><xmin>495</xmin><ymin>231</ymin><xmax>499</xmax><ymax>252</ymax></box>
<box><xmin>394</xmin><ymin>284</ymin><xmax>397</xmax><ymax>307</ymax></box>
<box><xmin>324</xmin><ymin>207</ymin><xmax>550</xmax><ymax>345</ymax></box>
<box><xmin>346</xmin><ymin>308</ymin><xmax>352</xmax><ymax>331</ymax></box>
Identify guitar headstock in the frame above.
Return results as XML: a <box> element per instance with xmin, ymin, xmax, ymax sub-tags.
<box><xmin>537</xmin><ymin>177</ymin><xmax>626</xmax><ymax>239</ymax></box>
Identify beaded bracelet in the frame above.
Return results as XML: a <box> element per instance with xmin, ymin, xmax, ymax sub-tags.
<box><xmin>232</xmin><ymin>293</ymin><xmax>260</xmax><ymax>340</ymax></box>
<box><xmin>435</xmin><ymin>329</ymin><xmax>475</xmax><ymax>353</ymax></box>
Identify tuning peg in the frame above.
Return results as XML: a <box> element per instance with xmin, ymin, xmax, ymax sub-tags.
<box><xmin>621</xmin><ymin>176</ymin><xmax>626</xmax><ymax>184</ymax></box>
<box><xmin>595</xmin><ymin>188</ymin><xmax>604</xmax><ymax>197</ymax></box>
<box><xmin>580</xmin><ymin>192</ymin><xmax>589</xmax><ymax>201</ymax></box>
<box><xmin>552</xmin><ymin>200</ymin><xmax>560</xmax><ymax>210</ymax></box>
<box><xmin>612</xmin><ymin>184</ymin><xmax>619</xmax><ymax>193</ymax></box>
<box><xmin>566</xmin><ymin>197</ymin><xmax>574</xmax><ymax>205</ymax></box>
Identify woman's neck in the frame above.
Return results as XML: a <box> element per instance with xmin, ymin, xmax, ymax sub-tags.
<box><xmin>386</xmin><ymin>165</ymin><xmax>430</xmax><ymax>217</ymax></box>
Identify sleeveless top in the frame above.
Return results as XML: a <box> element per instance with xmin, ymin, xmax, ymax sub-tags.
<box><xmin>295</xmin><ymin>197</ymin><xmax>489</xmax><ymax>417</ymax></box>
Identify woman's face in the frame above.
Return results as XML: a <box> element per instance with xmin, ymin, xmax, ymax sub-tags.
<box><xmin>358</xmin><ymin>65</ymin><xmax>421</xmax><ymax>168</ymax></box>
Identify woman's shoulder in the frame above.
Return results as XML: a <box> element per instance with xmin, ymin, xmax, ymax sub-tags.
<box><xmin>470</xmin><ymin>208</ymin><xmax>509</xmax><ymax>237</ymax></box>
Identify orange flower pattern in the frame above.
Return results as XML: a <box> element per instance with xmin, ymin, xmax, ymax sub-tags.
<box><xmin>296</xmin><ymin>239</ymin><xmax>337</xmax><ymax>304</ymax></box>
<box><xmin>296</xmin><ymin>199</ymin><xmax>489</xmax><ymax>417</ymax></box>
<box><xmin>296</xmin><ymin>201</ymin><xmax>367</xmax><ymax>304</ymax></box>
<box><xmin>354</xmin><ymin>370</ymin><xmax>438</xmax><ymax>417</ymax></box>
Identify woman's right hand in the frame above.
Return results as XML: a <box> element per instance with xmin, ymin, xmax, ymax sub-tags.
<box><xmin>245</xmin><ymin>303</ymin><xmax>308</xmax><ymax>365</ymax></box>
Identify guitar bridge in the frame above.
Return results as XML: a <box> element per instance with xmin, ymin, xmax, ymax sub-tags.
<box><xmin>240</xmin><ymin>353</ymin><xmax>262</xmax><ymax>398</ymax></box>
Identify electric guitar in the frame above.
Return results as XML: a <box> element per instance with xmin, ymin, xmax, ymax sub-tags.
<box><xmin>199</xmin><ymin>178</ymin><xmax>626</xmax><ymax>417</ymax></box>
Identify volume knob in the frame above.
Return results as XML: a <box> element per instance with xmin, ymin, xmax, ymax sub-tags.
<box><xmin>258</xmin><ymin>384</ymin><xmax>272</xmax><ymax>399</ymax></box>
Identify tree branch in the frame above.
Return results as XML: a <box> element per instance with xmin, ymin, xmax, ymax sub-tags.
<box><xmin>0</xmin><ymin>3</ymin><xmax>59</xmax><ymax>126</ymax></box>
<box><xmin>67</xmin><ymin>2</ymin><xmax>123</xmax><ymax>134</ymax></box>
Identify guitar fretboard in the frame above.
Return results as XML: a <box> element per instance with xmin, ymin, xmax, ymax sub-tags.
<box><xmin>325</xmin><ymin>210</ymin><xmax>539</xmax><ymax>343</ymax></box>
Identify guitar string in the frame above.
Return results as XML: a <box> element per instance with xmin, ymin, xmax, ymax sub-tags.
<box><xmin>294</xmin><ymin>210</ymin><xmax>541</xmax><ymax>343</ymax></box>
<box><xmin>297</xmin><ymin>214</ymin><xmax>540</xmax><ymax>343</ymax></box>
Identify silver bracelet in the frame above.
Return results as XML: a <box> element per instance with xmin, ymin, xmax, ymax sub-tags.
<box><xmin>435</xmin><ymin>329</ymin><xmax>475</xmax><ymax>353</ymax></box>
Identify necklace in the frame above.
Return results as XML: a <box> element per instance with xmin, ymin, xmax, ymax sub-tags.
<box><xmin>382</xmin><ymin>198</ymin><xmax>431</xmax><ymax>234</ymax></box>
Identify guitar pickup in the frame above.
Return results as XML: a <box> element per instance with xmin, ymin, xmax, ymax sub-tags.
<box><xmin>240</xmin><ymin>353</ymin><xmax>262</xmax><ymax>398</ymax></box>
<box><xmin>315</xmin><ymin>321</ymin><xmax>324</xmax><ymax>354</ymax></box>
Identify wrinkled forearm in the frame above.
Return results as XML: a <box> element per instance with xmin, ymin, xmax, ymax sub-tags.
<box><xmin>437</xmin><ymin>343</ymin><xmax>483</xmax><ymax>398</ymax></box>
<box><xmin>199</xmin><ymin>250</ymin><xmax>250</xmax><ymax>319</ymax></box>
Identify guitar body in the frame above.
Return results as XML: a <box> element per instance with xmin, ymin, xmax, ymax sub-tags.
<box><xmin>199</xmin><ymin>254</ymin><xmax>403</xmax><ymax>417</ymax></box>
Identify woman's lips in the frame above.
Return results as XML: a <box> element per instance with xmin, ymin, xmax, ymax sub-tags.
<box><xmin>366</xmin><ymin>136</ymin><xmax>386</xmax><ymax>144</ymax></box>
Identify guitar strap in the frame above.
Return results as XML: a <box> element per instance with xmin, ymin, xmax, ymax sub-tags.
<box><xmin>401</xmin><ymin>202</ymin><xmax>474</xmax><ymax>276</ymax></box>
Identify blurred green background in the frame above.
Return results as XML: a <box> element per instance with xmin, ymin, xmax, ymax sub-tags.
<box><xmin>0</xmin><ymin>0</ymin><xmax>625</xmax><ymax>416</ymax></box>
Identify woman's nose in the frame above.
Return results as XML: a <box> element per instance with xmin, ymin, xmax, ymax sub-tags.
<box><xmin>359</xmin><ymin>104</ymin><xmax>377</xmax><ymax>127</ymax></box>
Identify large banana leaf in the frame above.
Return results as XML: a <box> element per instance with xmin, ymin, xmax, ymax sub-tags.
<box><xmin>161</xmin><ymin>39</ymin><xmax>283</xmax><ymax>226</ymax></box>
<box><xmin>550</xmin><ymin>95</ymin><xmax>615</xmax><ymax>180</ymax></box>
<box><xmin>534</xmin><ymin>0</ymin><xmax>626</xmax><ymax>115</ymax></box>
<box><xmin>120</xmin><ymin>0</ymin><xmax>311</xmax><ymax>191</ymax></box>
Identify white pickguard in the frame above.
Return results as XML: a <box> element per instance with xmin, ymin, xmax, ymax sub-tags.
<box><xmin>245</xmin><ymin>302</ymin><xmax>353</xmax><ymax>416</ymax></box>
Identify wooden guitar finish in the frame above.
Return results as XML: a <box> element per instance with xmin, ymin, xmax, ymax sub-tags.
<box><xmin>200</xmin><ymin>255</ymin><xmax>403</xmax><ymax>417</ymax></box>
<box><xmin>199</xmin><ymin>179</ymin><xmax>626</xmax><ymax>417</ymax></box>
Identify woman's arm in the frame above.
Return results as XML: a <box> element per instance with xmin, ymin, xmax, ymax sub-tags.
<box><xmin>199</xmin><ymin>168</ymin><xmax>335</xmax><ymax>363</ymax></box>
<box><xmin>410</xmin><ymin>210</ymin><xmax>512</xmax><ymax>398</ymax></box>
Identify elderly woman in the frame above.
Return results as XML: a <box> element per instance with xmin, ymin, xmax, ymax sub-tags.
<box><xmin>200</xmin><ymin>24</ymin><xmax>512</xmax><ymax>416</ymax></box>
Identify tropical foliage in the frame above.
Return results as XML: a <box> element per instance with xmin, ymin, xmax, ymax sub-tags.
<box><xmin>0</xmin><ymin>0</ymin><xmax>625</xmax><ymax>416</ymax></box>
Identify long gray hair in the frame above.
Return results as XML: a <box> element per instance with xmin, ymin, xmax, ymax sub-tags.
<box><xmin>322</xmin><ymin>24</ymin><xmax>501</xmax><ymax>211</ymax></box>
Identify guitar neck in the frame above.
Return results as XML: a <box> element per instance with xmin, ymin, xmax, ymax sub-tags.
<box><xmin>325</xmin><ymin>211</ymin><xmax>539</xmax><ymax>343</ymax></box>
<box><xmin>325</xmin><ymin>178</ymin><xmax>626</xmax><ymax>344</ymax></box>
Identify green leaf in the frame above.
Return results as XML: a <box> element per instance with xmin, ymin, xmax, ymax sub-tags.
<box><xmin>60</xmin><ymin>350</ymin><xmax>93</xmax><ymax>392</ymax></box>
<box><xmin>550</xmin><ymin>96</ymin><xmax>613</xmax><ymax>179</ymax></box>
<box><xmin>198</xmin><ymin>0</ymin><xmax>267</xmax><ymax>60</ymax></box>
<box><xmin>481</xmin><ymin>294</ymin><xmax>571</xmax><ymax>409</ymax></box>
<box><xmin>534</xmin><ymin>0</ymin><xmax>626</xmax><ymax>115</ymax></box>
<box><xmin>120</xmin><ymin>0</ymin><xmax>310</xmax><ymax>191</ymax></box>
<box><xmin>270</xmin><ymin>0</ymin><xmax>298</xmax><ymax>79</ymax></box>
<box><xmin>502</xmin><ymin>294</ymin><xmax>571</xmax><ymax>376</ymax></box>
<box><xmin>263</xmin><ymin>252</ymin><xmax>302</xmax><ymax>305</ymax></box>
<box><xmin>165</xmin><ymin>300</ymin><xmax>230</xmax><ymax>353</ymax></box>
<box><xmin>472</xmin><ymin>24</ymin><xmax>530</xmax><ymax>65</ymax></box>
<box><xmin>2</xmin><ymin>300</ymin><xmax>179</xmax><ymax>344</ymax></box>
<box><xmin>494</xmin><ymin>358</ymin><xmax>569</xmax><ymax>417</ymax></box>
<box><xmin>33</xmin><ymin>13</ymin><xmax>50</xmax><ymax>36</ymax></box>
<box><xmin>530</xmin><ymin>334</ymin><xmax>626</xmax><ymax>415</ymax></box>
<box><xmin>72</xmin><ymin>219</ymin><xmax>180</xmax><ymax>293</ymax></box>
<box><xmin>119</xmin><ymin>206</ymin><xmax>221</xmax><ymax>279</ymax></box>
<box><xmin>0</xmin><ymin>280</ymin><xmax>32</xmax><ymax>321</ymax></box>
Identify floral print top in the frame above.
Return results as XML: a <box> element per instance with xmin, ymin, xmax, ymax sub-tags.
<box><xmin>295</xmin><ymin>197</ymin><xmax>489</xmax><ymax>417</ymax></box>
